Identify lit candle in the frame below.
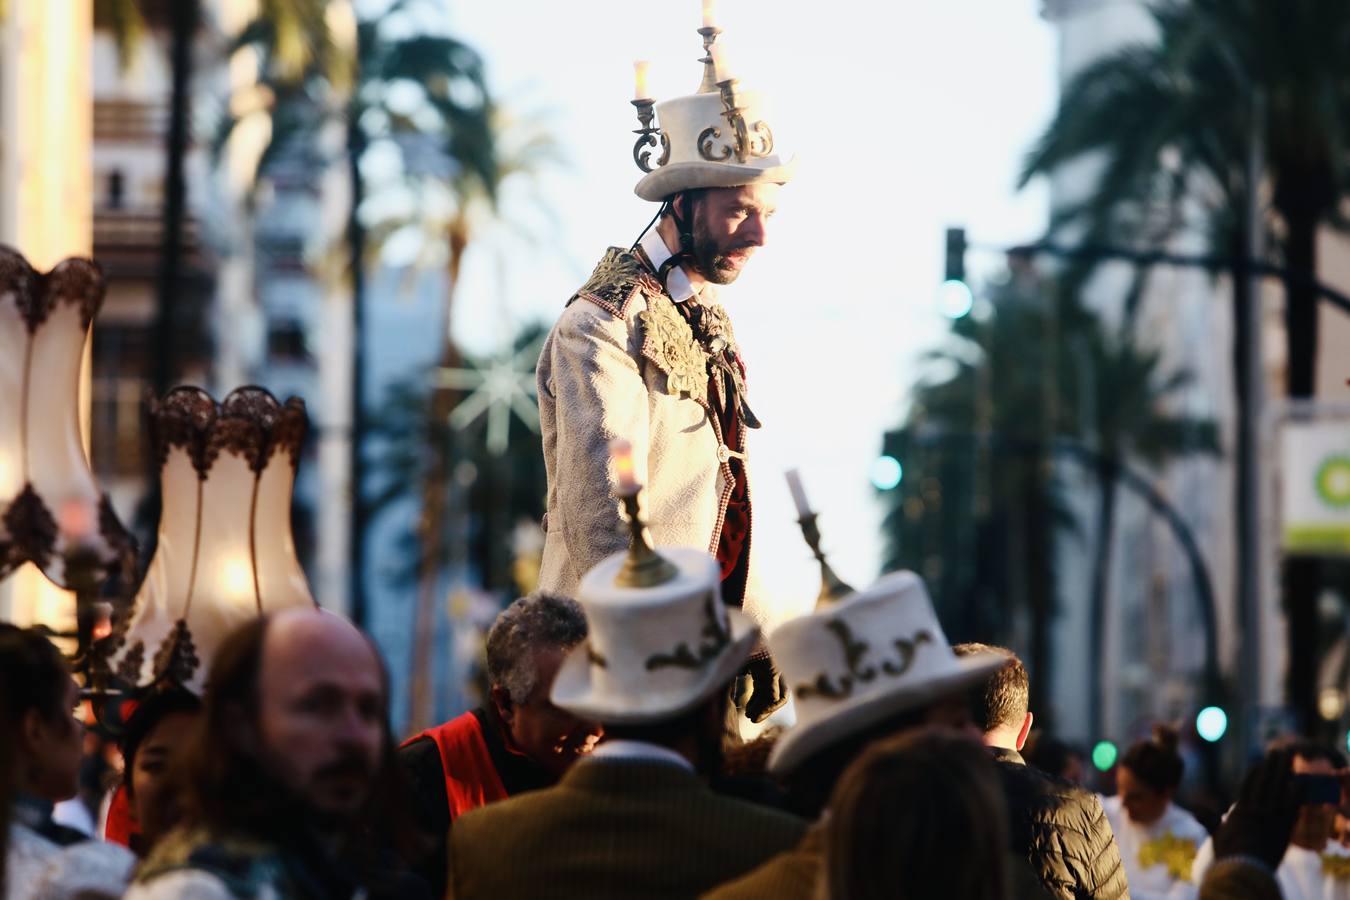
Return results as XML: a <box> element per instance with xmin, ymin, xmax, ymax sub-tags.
<box><xmin>57</xmin><ymin>497</ymin><xmax>94</xmax><ymax>542</ymax></box>
<box><xmin>701</xmin><ymin>0</ymin><xmax>716</xmax><ymax>28</ymax></box>
<box><xmin>91</xmin><ymin>601</ymin><xmax>113</xmax><ymax>642</ymax></box>
<box><xmin>633</xmin><ymin>60</ymin><xmax>651</xmax><ymax>101</ymax></box>
<box><xmin>610</xmin><ymin>439</ymin><xmax>639</xmax><ymax>495</ymax></box>
<box><xmin>710</xmin><ymin>40</ymin><xmax>732</xmax><ymax>84</ymax></box>
<box><xmin>785</xmin><ymin>468</ymin><xmax>811</xmax><ymax>518</ymax></box>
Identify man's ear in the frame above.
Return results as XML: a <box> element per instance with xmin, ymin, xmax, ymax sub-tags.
<box><xmin>20</xmin><ymin>707</ymin><xmax>47</xmax><ymax>757</ymax></box>
<box><xmin>490</xmin><ymin>685</ymin><xmax>515</xmax><ymax>727</ymax></box>
<box><xmin>1016</xmin><ymin>711</ymin><xmax>1034</xmax><ymax>753</ymax></box>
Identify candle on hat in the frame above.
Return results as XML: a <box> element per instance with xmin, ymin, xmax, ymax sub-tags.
<box><xmin>710</xmin><ymin>40</ymin><xmax>732</xmax><ymax>84</ymax></box>
<box><xmin>633</xmin><ymin>60</ymin><xmax>651</xmax><ymax>101</ymax></box>
<box><xmin>610</xmin><ymin>439</ymin><xmax>639</xmax><ymax>496</ymax></box>
<box><xmin>785</xmin><ymin>468</ymin><xmax>812</xmax><ymax>518</ymax></box>
<box><xmin>701</xmin><ymin>0</ymin><xmax>716</xmax><ymax>28</ymax></box>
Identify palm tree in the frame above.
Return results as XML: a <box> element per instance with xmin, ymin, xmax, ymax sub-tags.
<box><xmin>361</xmin><ymin>105</ymin><xmax>564</xmax><ymax>727</ymax></box>
<box><xmin>882</xmin><ymin>272</ymin><xmax>1218</xmax><ymax>738</ymax></box>
<box><xmin>219</xmin><ymin>0</ymin><xmax>497</xmax><ymax>632</ymax></box>
<box><xmin>1019</xmin><ymin>0</ymin><xmax>1350</xmax><ymax>728</ymax></box>
<box><xmin>883</xmin><ymin>267</ymin><xmax>1073</xmax><ymax>717</ymax></box>
<box><xmin>1068</xmin><ymin>301</ymin><xmax>1220</xmax><ymax>741</ymax></box>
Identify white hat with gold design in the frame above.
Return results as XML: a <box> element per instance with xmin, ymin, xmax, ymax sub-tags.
<box><xmin>631</xmin><ymin>32</ymin><xmax>795</xmax><ymax>202</ymax></box>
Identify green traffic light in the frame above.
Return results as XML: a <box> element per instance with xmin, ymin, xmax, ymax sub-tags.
<box><xmin>937</xmin><ymin>279</ymin><xmax>974</xmax><ymax>319</ymax></box>
<box><xmin>1091</xmin><ymin>740</ymin><xmax>1118</xmax><ymax>772</ymax></box>
<box><xmin>1196</xmin><ymin>706</ymin><xmax>1228</xmax><ymax>743</ymax></box>
<box><xmin>871</xmin><ymin>455</ymin><xmax>903</xmax><ymax>491</ymax></box>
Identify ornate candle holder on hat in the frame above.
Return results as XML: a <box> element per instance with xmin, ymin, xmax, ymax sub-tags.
<box><xmin>609</xmin><ymin>439</ymin><xmax>679</xmax><ymax>588</ymax></box>
<box><xmin>550</xmin><ymin>435</ymin><xmax>761</xmax><ymax>726</ymax></box>
<box><xmin>628</xmin><ymin>6</ymin><xmax>796</xmax><ymax>202</ymax></box>
<box><xmin>702</xmin><ymin>42</ymin><xmax>775</xmax><ymax>166</ymax></box>
<box><xmin>784</xmin><ymin>468</ymin><xmax>855</xmax><ymax>607</ymax></box>
<box><xmin>631</xmin><ymin>61</ymin><xmax>671</xmax><ymax>174</ymax></box>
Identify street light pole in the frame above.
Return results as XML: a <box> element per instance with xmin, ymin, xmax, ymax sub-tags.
<box><xmin>1236</xmin><ymin>88</ymin><xmax>1265</xmax><ymax>755</ymax></box>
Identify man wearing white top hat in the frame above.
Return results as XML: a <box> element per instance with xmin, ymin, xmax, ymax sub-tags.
<box><xmin>706</xmin><ymin>570</ymin><xmax>1022</xmax><ymax>900</ymax></box>
<box><xmin>444</xmin><ymin>527</ymin><xmax>807</xmax><ymax>899</ymax></box>
<box><xmin>535</xmin><ymin>20</ymin><xmax>794</xmax><ymax>723</ymax></box>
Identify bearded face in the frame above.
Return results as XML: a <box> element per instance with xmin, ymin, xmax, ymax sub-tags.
<box><xmin>679</xmin><ymin>183</ymin><xmax>780</xmax><ymax>285</ymax></box>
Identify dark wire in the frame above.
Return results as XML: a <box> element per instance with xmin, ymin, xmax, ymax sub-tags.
<box><xmin>630</xmin><ymin>201</ymin><xmax>670</xmax><ymax>251</ymax></box>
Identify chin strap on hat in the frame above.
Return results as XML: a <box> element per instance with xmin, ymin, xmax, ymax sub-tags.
<box><xmin>630</xmin><ymin>193</ymin><xmax>700</xmax><ymax>295</ymax></box>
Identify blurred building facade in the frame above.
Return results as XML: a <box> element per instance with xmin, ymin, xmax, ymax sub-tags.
<box><xmin>1042</xmin><ymin>0</ymin><xmax>1350</xmax><ymax>750</ymax></box>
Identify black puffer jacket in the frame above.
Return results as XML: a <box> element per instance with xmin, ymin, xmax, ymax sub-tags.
<box><xmin>991</xmin><ymin>747</ymin><xmax>1131</xmax><ymax>900</ymax></box>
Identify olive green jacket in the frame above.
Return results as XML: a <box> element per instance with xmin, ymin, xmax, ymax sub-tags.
<box><xmin>446</xmin><ymin>759</ymin><xmax>807</xmax><ymax>900</ymax></box>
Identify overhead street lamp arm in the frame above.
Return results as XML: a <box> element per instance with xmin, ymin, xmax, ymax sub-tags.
<box><xmin>908</xmin><ymin>427</ymin><xmax>1222</xmax><ymax>698</ymax></box>
<box><xmin>971</xmin><ymin>239</ymin><xmax>1350</xmax><ymax>317</ymax></box>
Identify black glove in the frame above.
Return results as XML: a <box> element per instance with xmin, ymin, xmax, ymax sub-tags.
<box><xmin>735</xmin><ymin>655</ymin><xmax>787</xmax><ymax>724</ymax></box>
<box><xmin>1212</xmin><ymin>748</ymin><xmax>1300</xmax><ymax>870</ymax></box>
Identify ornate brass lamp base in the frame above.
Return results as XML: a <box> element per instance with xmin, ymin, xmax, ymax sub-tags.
<box><xmin>797</xmin><ymin>513</ymin><xmax>854</xmax><ymax>607</ymax></box>
<box><xmin>615</xmin><ymin>489</ymin><xmax>680</xmax><ymax>588</ymax></box>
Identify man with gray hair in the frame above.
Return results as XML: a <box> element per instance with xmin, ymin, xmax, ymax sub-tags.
<box><xmin>398</xmin><ymin>593</ymin><xmax>603</xmax><ymax>894</ymax></box>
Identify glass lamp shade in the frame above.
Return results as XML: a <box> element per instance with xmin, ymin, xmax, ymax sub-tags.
<box><xmin>0</xmin><ymin>248</ymin><xmax>132</xmax><ymax>588</ymax></box>
<box><xmin>110</xmin><ymin>386</ymin><xmax>314</xmax><ymax>693</ymax></box>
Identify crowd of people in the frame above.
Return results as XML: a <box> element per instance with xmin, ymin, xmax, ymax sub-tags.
<box><xmin>6</xmin><ymin>23</ymin><xmax>1349</xmax><ymax>900</ymax></box>
<box><xmin>5</xmin><ymin>559</ymin><xmax>1350</xmax><ymax>900</ymax></box>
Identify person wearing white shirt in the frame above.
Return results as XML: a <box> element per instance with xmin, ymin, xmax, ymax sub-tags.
<box><xmin>1102</xmin><ymin>727</ymin><xmax>1209</xmax><ymax>900</ymax></box>
<box><xmin>1192</xmin><ymin>742</ymin><xmax>1350</xmax><ymax>900</ymax></box>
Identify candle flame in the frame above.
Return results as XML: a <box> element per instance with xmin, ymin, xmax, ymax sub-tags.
<box><xmin>609</xmin><ymin>439</ymin><xmax>638</xmax><ymax>494</ymax></box>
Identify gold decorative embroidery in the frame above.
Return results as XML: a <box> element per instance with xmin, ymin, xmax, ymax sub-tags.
<box><xmin>569</xmin><ymin>248</ymin><xmax>661</xmax><ymax>319</ymax></box>
<box><xmin>639</xmin><ymin>291</ymin><xmax>710</xmax><ymax>404</ymax></box>
<box><xmin>645</xmin><ymin>593</ymin><xmax>731</xmax><ymax>671</ymax></box>
<box><xmin>587</xmin><ymin>643</ymin><xmax>609</xmax><ymax>669</ymax></box>
<box><xmin>1137</xmin><ymin>833</ymin><xmax>1198</xmax><ymax>882</ymax></box>
<box><xmin>794</xmin><ymin>621</ymin><xmax>934</xmax><ymax>701</ymax></box>
<box><xmin>1322</xmin><ymin>853</ymin><xmax>1350</xmax><ymax>880</ymax></box>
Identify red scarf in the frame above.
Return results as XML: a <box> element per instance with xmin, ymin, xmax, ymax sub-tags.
<box><xmin>403</xmin><ymin>710</ymin><xmax>509</xmax><ymax>820</ymax></box>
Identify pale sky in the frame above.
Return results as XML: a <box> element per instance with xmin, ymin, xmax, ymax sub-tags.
<box><xmin>435</xmin><ymin>0</ymin><xmax>1059</xmax><ymax>621</ymax></box>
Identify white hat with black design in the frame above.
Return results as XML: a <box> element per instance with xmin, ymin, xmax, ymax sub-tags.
<box><xmin>551</xmin><ymin>546</ymin><xmax>759</xmax><ymax>725</ymax></box>
<box><xmin>766</xmin><ymin>570</ymin><xmax>1007</xmax><ymax>774</ymax></box>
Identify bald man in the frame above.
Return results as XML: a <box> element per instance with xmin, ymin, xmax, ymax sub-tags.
<box><xmin>125</xmin><ymin>610</ymin><xmax>430</xmax><ymax>899</ymax></box>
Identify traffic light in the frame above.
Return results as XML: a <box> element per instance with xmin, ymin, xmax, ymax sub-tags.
<box><xmin>945</xmin><ymin>227</ymin><xmax>967</xmax><ymax>283</ymax></box>
<box><xmin>938</xmin><ymin>226</ymin><xmax>973</xmax><ymax>319</ymax></box>
<box><xmin>1091</xmin><ymin>740</ymin><xmax>1118</xmax><ymax>772</ymax></box>
<box><xmin>1196</xmin><ymin>706</ymin><xmax>1228</xmax><ymax>743</ymax></box>
<box><xmin>870</xmin><ymin>455</ymin><xmax>903</xmax><ymax>491</ymax></box>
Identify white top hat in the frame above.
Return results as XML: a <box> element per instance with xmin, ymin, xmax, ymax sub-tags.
<box><xmin>766</xmin><ymin>570</ymin><xmax>1007</xmax><ymax>774</ymax></box>
<box><xmin>551</xmin><ymin>546</ymin><xmax>759</xmax><ymax>724</ymax></box>
<box><xmin>634</xmin><ymin>90</ymin><xmax>795</xmax><ymax>201</ymax></box>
